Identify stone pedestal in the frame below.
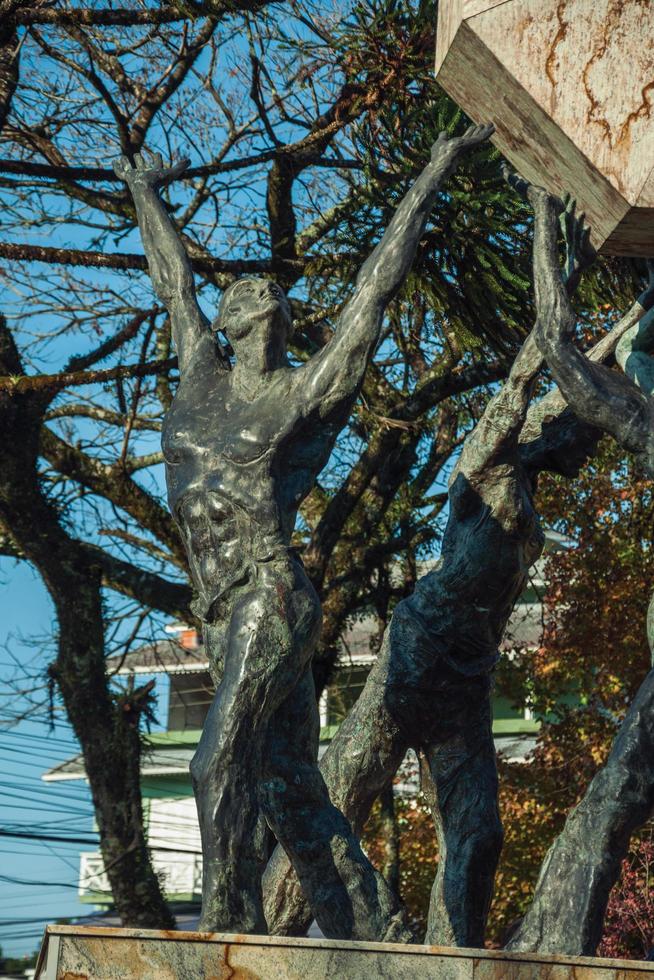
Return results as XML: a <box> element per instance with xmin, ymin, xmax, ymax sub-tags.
<box><xmin>435</xmin><ymin>1</ymin><xmax>654</xmax><ymax>256</ymax></box>
<box><xmin>36</xmin><ymin>926</ymin><xmax>654</xmax><ymax>979</ymax></box>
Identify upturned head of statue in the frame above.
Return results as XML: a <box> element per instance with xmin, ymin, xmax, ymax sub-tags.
<box><xmin>215</xmin><ymin>277</ymin><xmax>293</xmax><ymax>369</ymax></box>
<box><xmin>112</xmin><ymin>151</ymin><xmax>295</xmax><ymax>375</ymax></box>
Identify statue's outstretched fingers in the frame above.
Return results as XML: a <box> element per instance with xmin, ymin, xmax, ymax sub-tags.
<box><xmin>477</xmin><ymin>122</ymin><xmax>495</xmax><ymax>141</ymax></box>
<box><xmin>173</xmin><ymin>156</ymin><xmax>191</xmax><ymax>176</ymax></box>
<box><xmin>575</xmin><ymin>215</ymin><xmax>596</xmax><ymax>266</ymax></box>
<box><xmin>158</xmin><ymin>157</ymin><xmax>190</xmax><ymax>185</ymax></box>
<box><xmin>112</xmin><ymin>156</ymin><xmax>131</xmax><ymax>179</ymax></box>
<box><xmin>152</xmin><ymin>151</ymin><xmax>164</xmax><ymax>170</ymax></box>
<box><xmin>502</xmin><ymin>164</ymin><xmax>531</xmax><ymax>200</ymax></box>
<box><xmin>134</xmin><ymin>152</ymin><xmax>147</xmax><ymax>171</ymax></box>
<box><xmin>431</xmin><ymin>130</ymin><xmax>449</xmax><ymax>151</ymax></box>
<box><xmin>461</xmin><ymin>121</ymin><xmax>494</xmax><ymax>147</ymax></box>
<box><xmin>582</xmin><ymin>224</ymin><xmax>593</xmax><ymax>252</ymax></box>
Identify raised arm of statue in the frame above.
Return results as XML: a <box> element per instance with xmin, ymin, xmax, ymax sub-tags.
<box><xmin>529</xmin><ymin>183</ymin><xmax>652</xmax><ymax>464</ymax></box>
<box><xmin>615</xmin><ymin>261</ymin><xmax>654</xmax><ymax>396</ymax></box>
<box><xmin>457</xmin><ymin>182</ymin><xmax>591</xmax><ymax>484</ymax></box>
<box><xmin>295</xmin><ymin>124</ymin><xmax>494</xmax><ymax>418</ymax></box>
<box><xmin>455</xmin><ymin>331</ymin><xmax>542</xmax><ymax>490</ymax></box>
<box><xmin>114</xmin><ymin>152</ymin><xmax>214</xmax><ymax>376</ymax></box>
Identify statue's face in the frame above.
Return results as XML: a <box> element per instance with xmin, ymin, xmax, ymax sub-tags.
<box><xmin>218</xmin><ymin>278</ymin><xmax>292</xmax><ymax>346</ymax></box>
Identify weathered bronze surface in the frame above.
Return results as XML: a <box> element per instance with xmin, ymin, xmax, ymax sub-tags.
<box><xmin>35</xmin><ymin>925</ymin><xmax>654</xmax><ymax>980</ymax></box>
<box><xmin>436</xmin><ymin>0</ymin><xmax>654</xmax><ymax>256</ymax></box>
<box><xmin>115</xmin><ymin>124</ymin><xmax>493</xmax><ymax>939</ymax></box>
<box><xmin>504</xmin><ymin>178</ymin><xmax>654</xmax><ymax>955</ymax></box>
<box><xmin>263</xmin><ymin>195</ymin><xmax>606</xmax><ymax>947</ymax></box>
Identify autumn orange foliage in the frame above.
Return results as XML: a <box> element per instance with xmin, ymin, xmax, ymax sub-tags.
<box><xmin>493</xmin><ymin>437</ymin><xmax>654</xmax><ymax>951</ymax></box>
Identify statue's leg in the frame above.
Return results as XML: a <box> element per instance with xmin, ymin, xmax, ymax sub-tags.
<box><xmin>263</xmin><ymin>627</ymin><xmax>408</xmax><ymax>937</ymax></box>
<box><xmin>190</xmin><ymin>559</ymin><xmax>321</xmax><ymax>934</ymax></box>
<box><xmin>420</xmin><ymin>670</ymin><xmax>503</xmax><ymax>948</ymax></box>
<box><xmin>259</xmin><ymin>666</ymin><xmax>412</xmax><ymax>943</ymax></box>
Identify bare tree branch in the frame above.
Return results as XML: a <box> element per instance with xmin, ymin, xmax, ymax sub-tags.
<box><xmin>0</xmin><ymin>356</ymin><xmax>177</xmax><ymax>395</ymax></box>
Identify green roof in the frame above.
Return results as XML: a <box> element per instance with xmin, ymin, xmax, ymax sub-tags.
<box><xmin>146</xmin><ymin>730</ymin><xmax>201</xmax><ymax>747</ymax></box>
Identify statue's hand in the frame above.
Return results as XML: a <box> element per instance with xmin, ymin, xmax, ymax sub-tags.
<box><xmin>559</xmin><ymin>193</ymin><xmax>596</xmax><ymax>288</ymax></box>
<box><xmin>503</xmin><ymin>167</ymin><xmax>595</xmax><ymax>290</ymax></box>
<box><xmin>501</xmin><ymin>165</ymin><xmax>560</xmax><ymax>214</ymax></box>
<box><xmin>113</xmin><ymin>151</ymin><xmax>190</xmax><ymax>189</ymax></box>
<box><xmin>502</xmin><ymin>165</ymin><xmax>558</xmax><ymax>213</ymax></box>
<box><xmin>501</xmin><ymin>164</ymin><xmax>532</xmax><ymax>201</ymax></box>
<box><xmin>430</xmin><ymin>122</ymin><xmax>495</xmax><ymax>165</ymax></box>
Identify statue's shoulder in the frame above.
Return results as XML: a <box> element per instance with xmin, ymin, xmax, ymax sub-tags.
<box><xmin>180</xmin><ymin>333</ymin><xmax>229</xmax><ymax>381</ymax></box>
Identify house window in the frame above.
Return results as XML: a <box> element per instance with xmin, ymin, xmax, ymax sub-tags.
<box><xmin>167</xmin><ymin>671</ymin><xmax>214</xmax><ymax>731</ymax></box>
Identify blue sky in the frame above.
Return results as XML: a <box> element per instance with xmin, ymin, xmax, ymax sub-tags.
<box><xmin>0</xmin><ymin>558</ymin><xmax>175</xmax><ymax>957</ymax></box>
<box><xmin>0</xmin><ymin>561</ymin><xmax>94</xmax><ymax>957</ymax></box>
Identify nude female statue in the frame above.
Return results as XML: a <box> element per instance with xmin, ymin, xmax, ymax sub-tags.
<box><xmin>114</xmin><ymin>121</ymin><xmax>493</xmax><ymax>938</ymax></box>
<box><xmin>264</xmin><ymin>180</ymin><xmax>654</xmax><ymax>946</ymax></box>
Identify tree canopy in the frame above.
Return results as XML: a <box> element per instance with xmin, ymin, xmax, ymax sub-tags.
<box><xmin>0</xmin><ymin>0</ymin><xmax>646</xmax><ymax>945</ymax></box>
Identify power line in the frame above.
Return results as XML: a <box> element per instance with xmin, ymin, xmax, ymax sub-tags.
<box><xmin>0</xmin><ymin>915</ymin><xmax>71</xmax><ymax>927</ymax></box>
<box><xmin>0</xmin><ymin>726</ymin><xmax>77</xmax><ymax>743</ymax></box>
<box><xmin>0</xmin><ymin>828</ymin><xmax>199</xmax><ymax>855</ymax></box>
<box><xmin>0</xmin><ymin>873</ymin><xmax>78</xmax><ymax>889</ymax></box>
<box><xmin>0</xmin><ymin>828</ymin><xmax>97</xmax><ymax>845</ymax></box>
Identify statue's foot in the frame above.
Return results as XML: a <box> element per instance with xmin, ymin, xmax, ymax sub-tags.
<box><xmin>197</xmin><ymin>863</ymin><xmax>268</xmax><ymax>935</ymax></box>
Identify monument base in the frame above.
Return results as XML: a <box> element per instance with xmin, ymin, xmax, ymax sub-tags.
<box><xmin>35</xmin><ymin>925</ymin><xmax>654</xmax><ymax>979</ymax></box>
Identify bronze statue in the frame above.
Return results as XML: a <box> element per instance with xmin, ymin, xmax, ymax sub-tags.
<box><xmin>524</xmin><ymin>183</ymin><xmax>654</xmax><ymax>656</ymax></box>
<box><xmin>501</xmin><ymin>177</ymin><xmax>654</xmax><ymax>956</ymax></box>
<box><xmin>263</xmin><ymin>187</ymin><xmax>608</xmax><ymax>947</ymax></box>
<box><xmin>114</xmin><ymin>122</ymin><xmax>494</xmax><ymax>938</ymax></box>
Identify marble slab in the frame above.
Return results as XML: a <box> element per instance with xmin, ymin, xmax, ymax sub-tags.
<box><xmin>435</xmin><ymin>0</ymin><xmax>654</xmax><ymax>256</ymax></box>
<box><xmin>35</xmin><ymin>926</ymin><xmax>654</xmax><ymax>980</ymax></box>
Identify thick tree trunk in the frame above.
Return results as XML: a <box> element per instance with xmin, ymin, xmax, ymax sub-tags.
<box><xmin>508</xmin><ymin>668</ymin><xmax>654</xmax><ymax>956</ymax></box>
<box><xmin>0</xmin><ymin>316</ymin><xmax>173</xmax><ymax>929</ymax></box>
<box><xmin>379</xmin><ymin>784</ymin><xmax>400</xmax><ymax>896</ymax></box>
<box><xmin>51</xmin><ymin>555</ymin><xmax>175</xmax><ymax>928</ymax></box>
<box><xmin>0</xmin><ymin>3</ymin><xmax>20</xmax><ymax>130</ymax></box>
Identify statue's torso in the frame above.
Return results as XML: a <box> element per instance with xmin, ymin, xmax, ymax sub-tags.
<box><xmin>161</xmin><ymin>336</ymin><xmax>328</xmax><ymax>619</ymax></box>
<box><xmin>400</xmin><ymin>457</ymin><xmax>543</xmax><ymax>680</ymax></box>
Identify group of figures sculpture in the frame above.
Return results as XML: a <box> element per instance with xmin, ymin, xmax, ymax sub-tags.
<box><xmin>115</xmin><ymin>106</ymin><xmax>654</xmax><ymax>953</ymax></box>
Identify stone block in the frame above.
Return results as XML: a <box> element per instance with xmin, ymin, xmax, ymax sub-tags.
<box><xmin>35</xmin><ymin>926</ymin><xmax>654</xmax><ymax>980</ymax></box>
<box><xmin>435</xmin><ymin>1</ymin><xmax>654</xmax><ymax>255</ymax></box>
